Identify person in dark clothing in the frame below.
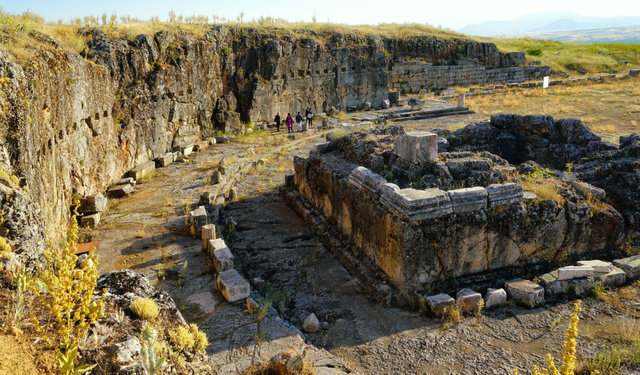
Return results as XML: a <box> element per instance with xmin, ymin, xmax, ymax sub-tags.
<box><xmin>286</xmin><ymin>113</ymin><xmax>293</xmax><ymax>133</ymax></box>
<box><xmin>306</xmin><ymin>108</ymin><xmax>313</xmax><ymax>128</ymax></box>
<box><xmin>274</xmin><ymin>112</ymin><xmax>281</xmax><ymax>132</ymax></box>
<box><xmin>295</xmin><ymin>112</ymin><xmax>303</xmax><ymax>132</ymax></box>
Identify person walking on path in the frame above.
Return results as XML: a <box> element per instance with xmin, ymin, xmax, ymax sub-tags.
<box><xmin>296</xmin><ymin>112</ymin><xmax>303</xmax><ymax>132</ymax></box>
<box><xmin>286</xmin><ymin>113</ymin><xmax>293</xmax><ymax>133</ymax></box>
<box><xmin>274</xmin><ymin>112</ymin><xmax>281</xmax><ymax>132</ymax></box>
<box><xmin>306</xmin><ymin>108</ymin><xmax>313</xmax><ymax>128</ymax></box>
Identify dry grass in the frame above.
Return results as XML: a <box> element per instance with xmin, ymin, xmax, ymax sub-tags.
<box><xmin>465</xmin><ymin>80</ymin><xmax>640</xmax><ymax>143</ymax></box>
<box><xmin>521</xmin><ymin>178</ymin><xmax>564</xmax><ymax>205</ymax></box>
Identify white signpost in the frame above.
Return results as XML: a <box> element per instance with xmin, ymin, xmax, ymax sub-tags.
<box><xmin>543</xmin><ymin>76</ymin><xmax>549</xmax><ymax>89</ymax></box>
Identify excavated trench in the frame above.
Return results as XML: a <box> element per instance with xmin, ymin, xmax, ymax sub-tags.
<box><xmin>90</xmin><ymin>115</ymin><xmax>640</xmax><ymax>375</ymax></box>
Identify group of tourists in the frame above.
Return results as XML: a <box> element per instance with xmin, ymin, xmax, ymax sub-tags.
<box><xmin>273</xmin><ymin>107</ymin><xmax>314</xmax><ymax>133</ymax></box>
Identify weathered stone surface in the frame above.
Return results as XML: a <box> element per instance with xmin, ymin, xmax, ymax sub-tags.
<box><xmin>381</xmin><ymin>188</ymin><xmax>452</xmax><ymax>221</ymax></box>
<box><xmin>571</xmin><ymin>181</ymin><xmax>606</xmax><ymax>199</ymax></box>
<box><xmin>129</xmin><ymin>160</ymin><xmax>155</xmax><ymax>180</ymax></box>
<box><xmin>484</xmin><ymin>288</ymin><xmax>507</xmax><ymax>309</ymax></box>
<box><xmin>217</xmin><ymin>269</ymin><xmax>250</xmax><ymax>303</ymax></box>
<box><xmin>577</xmin><ymin>260</ymin><xmax>613</xmax><ymax>274</ymax></box>
<box><xmin>156</xmin><ymin>152</ymin><xmax>175</xmax><ymax>168</ymax></box>
<box><xmin>381</xmin><ymin>99</ymin><xmax>390</xmax><ymax>109</ymax></box>
<box><xmin>388</xmin><ymin>91</ymin><xmax>400</xmax><ymax>105</ymax></box>
<box><xmin>486</xmin><ymin>183</ymin><xmax>523</xmax><ymax>208</ymax></box>
<box><xmin>212</xmin><ymin>170</ymin><xmax>225</xmax><ymax>185</ymax></box>
<box><xmin>303</xmin><ymin>313</ymin><xmax>320</xmax><ymax>333</ymax></box>
<box><xmin>539</xmin><ymin>271</ymin><xmax>594</xmax><ymax>296</ymax></box>
<box><xmin>456</xmin><ymin>288</ymin><xmax>482</xmax><ymax>312</ymax></box>
<box><xmin>613</xmin><ymin>255</ymin><xmax>640</xmax><ymax>280</ymax></box>
<box><xmin>181</xmin><ymin>143</ymin><xmax>194</xmax><ymax>156</ymax></box>
<box><xmin>593</xmin><ymin>266</ymin><xmax>626</xmax><ymax>287</ymax></box>
<box><xmin>426</xmin><ymin>293</ymin><xmax>455</xmax><ymax>317</ymax></box>
<box><xmin>111</xmin><ymin>336</ymin><xmax>141</xmax><ymax>366</ymax></box>
<box><xmin>108</xmin><ymin>184</ymin><xmax>134</xmax><ymax>198</ymax></box>
<box><xmin>447</xmin><ymin>187</ymin><xmax>488</xmax><ymax>213</ymax></box>
<box><xmin>348</xmin><ymin>167</ymin><xmax>387</xmax><ymax>195</ymax></box>
<box><xmin>557</xmin><ymin>265</ymin><xmax>595</xmax><ymax>281</ymax></box>
<box><xmin>506</xmin><ymin>279</ymin><xmax>544</xmax><ymax>308</ymax></box>
<box><xmin>395</xmin><ymin>132</ymin><xmax>438</xmax><ymax>163</ymax></box>
<box><xmin>246</xmin><ymin>297</ymin><xmax>259</xmax><ymax>311</ymax></box>
<box><xmin>188</xmin><ymin>206</ymin><xmax>208</xmax><ymax>238</ymax></box>
<box><xmin>80</xmin><ymin>212</ymin><xmax>101</xmax><ymax>228</ymax></box>
<box><xmin>362</xmin><ymin>102</ymin><xmax>372</xmax><ymax>111</ymax></box>
<box><xmin>194</xmin><ymin>140</ymin><xmax>209</xmax><ymax>152</ymax></box>
<box><xmin>201</xmin><ymin>224</ymin><xmax>216</xmax><ymax>251</ymax></box>
<box><xmin>208</xmin><ymin>238</ymin><xmax>234</xmax><ymax>274</ymax></box>
<box><xmin>314</xmin><ymin>142</ymin><xmax>332</xmax><ymax>154</ymax></box>
<box><xmin>78</xmin><ymin>193</ymin><xmax>107</xmax><ymax>213</ymax></box>
<box><xmin>117</xmin><ymin>177</ymin><xmax>136</xmax><ymax>186</ymax></box>
<box><xmin>408</xmin><ymin>98</ymin><xmax>425</xmax><ymax>110</ymax></box>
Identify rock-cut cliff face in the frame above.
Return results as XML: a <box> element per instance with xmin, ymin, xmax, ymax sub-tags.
<box><xmin>0</xmin><ymin>26</ymin><xmax>548</xmax><ymax>254</ymax></box>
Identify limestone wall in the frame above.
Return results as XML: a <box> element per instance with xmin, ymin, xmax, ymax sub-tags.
<box><xmin>390</xmin><ymin>60</ymin><xmax>551</xmax><ymax>93</ymax></box>
<box><xmin>292</xmin><ymin>152</ymin><xmax>623</xmax><ymax>293</ymax></box>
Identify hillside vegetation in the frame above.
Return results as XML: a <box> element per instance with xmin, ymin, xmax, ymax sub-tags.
<box><xmin>486</xmin><ymin>37</ymin><xmax>640</xmax><ymax>74</ymax></box>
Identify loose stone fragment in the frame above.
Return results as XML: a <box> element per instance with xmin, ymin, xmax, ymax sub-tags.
<box><xmin>613</xmin><ymin>255</ymin><xmax>640</xmax><ymax>279</ymax></box>
<box><xmin>216</xmin><ymin>269</ymin><xmax>250</xmax><ymax>303</ymax></box>
<box><xmin>116</xmin><ymin>177</ymin><xmax>136</xmax><ymax>186</ymax></box>
<box><xmin>212</xmin><ymin>170</ymin><xmax>225</xmax><ymax>185</ymax></box>
<box><xmin>78</xmin><ymin>193</ymin><xmax>107</xmax><ymax>213</ymax></box>
<box><xmin>246</xmin><ymin>298</ymin><xmax>259</xmax><ymax>312</ymax></box>
<box><xmin>201</xmin><ymin>224</ymin><xmax>216</xmax><ymax>251</ymax></box>
<box><xmin>129</xmin><ymin>160</ymin><xmax>155</xmax><ymax>180</ymax></box>
<box><xmin>577</xmin><ymin>260</ymin><xmax>613</xmax><ymax>274</ymax></box>
<box><xmin>593</xmin><ymin>266</ymin><xmax>626</xmax><ymax>287</ymax></box>
<box><xmin>426</xmin><ymin>293</ymin><xmax>455</xmax><ymax>317</ymax></box>
<box><xmin>303</xmin><ymin>313</ymin><xmax>320</xmax><ymax>333</ymax></box>
<box><xmin>456</xmin><ymin>288</ymin><xmax>482</xmax><ymax>312</ymax></box>
<box><xmin>381</xmin><ymin>99</ymin><xmax>390</xmax><ymax>109</ymax></box>
<box><xmin>80</xmin><ymin>213</ymin><xmax>101</xmax><ymax>228</ymax></box>
<box><xmin>505</xmin><ymin>279</ymin><xmax>545</xmax><ymax>308</ymax></box>
<box><xmin>208</xmin><ymin>238</ymin><xmax>233</xmax><ymax>273</ymax></box>
<box><xmin>108</xmin><ymin>184</ymin><xmax>134</xmax><ymax>198</ymax></box>
<box><xmin>394</xmin><ymin>132</ymin><xmax>438</xmax><ymax>163</ymax></box>
<box><xmin>484</xmin><ymin>288</ymin><xmax>507</xmax><ymax>309</ymax></box>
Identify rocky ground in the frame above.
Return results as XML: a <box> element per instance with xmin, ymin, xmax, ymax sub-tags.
<box><xmin>87</xmin><ymin>108</ymin><xmax>640</xmax><ymax>374</ymax></box>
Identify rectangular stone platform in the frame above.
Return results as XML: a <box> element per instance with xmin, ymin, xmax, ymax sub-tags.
<box><xmin>486</xmin><ymin>183</ymin><xmax>523</xmax><ymax>208</ymax></box>
<box><xmin>348</xmin><ymin>167</ymin><xmax>387</xmax><ymax>195</ymax></box>
<box><xmin>381</xmin><ymin>188</ymin><xmax>452</xmax><ymax>221</ymax></box>
<box><xmin>447</xmin><ymin>187</ymin><xmax>488</xmax><ymax>213</ymax></box>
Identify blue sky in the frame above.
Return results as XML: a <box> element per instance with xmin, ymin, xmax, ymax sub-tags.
<box><xmin>1</xmin><ymin>0</ymin><xmax>639</xmax><ymax>30</ymax></box>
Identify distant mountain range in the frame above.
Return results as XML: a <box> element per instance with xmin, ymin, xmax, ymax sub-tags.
<box><xmin>510</xmin><ymin>25</ymin><xmax>640</xmax><ymax>44</ymax></box>
<box><xmin>460</xmin><ymin>12</ymin><xmax>640</xmax><ymax>38</ymax></box>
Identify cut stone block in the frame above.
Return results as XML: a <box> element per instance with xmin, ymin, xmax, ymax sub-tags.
<box><xmin>381</xmin><ymin>188</ymin><xmax>452</xmax><ymax>221</ymax></box>
<box><xmin>394</xmin><ymin>132</ymin><xmax>438</xmax><ymax>163</ymax></box>
<box><xmin>593</xmin><ymin>266</ymin><xmax>626</xmax><ymax>287</ymax></box>
<box><xmin>201</xmin><ymin>224</ymin><xmax>216</xmax><ymax>251</ymax></box>
<box><xmin>539</xmin><ymin>271</ymin><xmax>594</xmax><ymax>296</ymax></box>
<box><xmin>116</xmin><ymin>177</ymin><xmax>136</xmax><ymax>186</ymax></box>
<box><xmin>571</xmin><ymin>181</ymin><xmax>606</xmax><ymax>199</ymax></box>
<box><xmin>303</xmin><ymin>313</ymin><xmax>320</xmax><ymax>333</ymax></box>
<box><xmin>217</xmin><ymin>269</ymin><xmax>250</xmax><ymax>303</ymax></box>
<box><xmin>613</xmin><ymin>255</ymin><xmax>640</xmax><ymax>279</ymax></box>
<box><xmin>156</xmin><ymin>153</ymin><xmax>175</xmax><ymax>168</ymax></box>
<box><xmin>108</xmin><ymin>184</ymin><xmax>134</xmax><ymax>198</ymax></box>
<box><xmin>194</xmin><ymin>141</ymin><xmax>209</xmax><ymax>152</ymax></box>
<box><xmin>212</xmin><ymin>170</ymin><xmax>225</xmax><ymax>185</ymax></box>
<box><xmin>208</xmin><ymin>238</ymin><xmax>233</xmax><ymax>273</ymax></box>
<box><xmin>314</xmin><ymin>142</ymin><xmax>331</xmax><ymax>154</ymax></box>
<box><xmin>447</xmin><ymin>187</ymin><xmax>488</xmax><ymax>213</ymax></box>
<box><xmin>484</xmin><ymin>288</ymin><xmax>507</xmax><ymax>309</ymax></box>
<box><xmin>425</xmin><ymin>293</ymin><xmax>455</xmax><ymax>318</ymax></box>
<box><xmin>78</xmin><ymin>193</ymin><xmax>107</xmax><ymax>214</ymax></box>
<box><xmin>129</xmin><ymin>160</ymin><xmax>156</xmax><ymax>180</ymax></box>
<box><xmin>188</xmin><ymin>206</ymin><xmax>208</xmax><ymax>238</ymax></box>
<box><xmin>407</xmin><ymin>98</ymin><xmax>425</xmax><ymax>110</ymax></box>
<box><xmin>80</xmin><ymin>213</ymin><xmax>101</xmax><ymax>228</ymax></box>
<box><xmin>486</xmin><ymin>183</ymin><xmax>523</xmax><ymax>208</ymax></box>
<box><xmin>348</xmin><ymin>166</ymin><xmax>387</xmax><ymax>195</ymax></box>
<box><xmin>557</xmin><ymin>266</ymin><xmax>595</xmax><ymax>281</ymax></box>
<box><xmin>181</xmin><ymin>143</ymin><xmax>194</xmax><ymax>156</ymax></box>
<box><xmin>381</xmin><ymin>99</ymin><xmax>390</xmax><ymax>109</ymax></box>
<box><xmin>456</xmin><ymin>288</ymin><xmax>482</xmax><ymax>312</ymax></box>
<box><xmin>506</xmin><ymin>279</ymin><xmax>545</xmax><ymax>308</ymax></box>
<box><xmin>388</xmin><ymin>91</ymin><xmax>400</xmax><ymax>105</ymax></box>
<box><xmin>577</xmin><ymin>260</ymin><xmax>613</xmax><ymax>274</ymax></box>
